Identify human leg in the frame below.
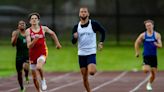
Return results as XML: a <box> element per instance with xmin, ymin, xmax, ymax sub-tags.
<box><xmin>36</xmin><ymin>62</ymin><xmax>44</xmax><ymax>80</ymax></box>
<box><xmin>87</xmin><ymin>54</ymin><xmax>96</xmax><ymax>75</ymax></box>
<box><xmin>146</xmin><ymin>68</ymin><xmax>157</xmax><ymax>91</ymax></box>
<box><xmin>37</xmin><ymin>62</ymin><xmax>47</xmax><ymax>91</ymax></box>
<box><xmin>149</xmin><ymin>68</ymin><xmax>157</xmax><ymax>83</ymax></box>
<box><xmin>23</xmin><ymin>61</ymin><xmax>30</xmax><ymax>83</ymax></box>
<box><xmin>149</xmin><ymin>56</ymin><xmax>158</xmax><ymax>83</ymax></box>
<box><xmin>31</xmin><ymin>68</ymin><xmax>41</xmax><ymax>92</ymax></box>
<box><xmin>16</xmin><ymin>61</ymin><xmax>24</xmax><ymax>91</ymax></box>
<box><xmin>88</xmin><ymin>64</ymin><xmax>96</xmax><ymax>75</ymax></box>
<box><xmin>142</xmin><ymin>65</ymin><xmax>152</xmax><ymax>90</ymax></box>
<box><xmin>144</xmin><ymin>56</ymin><xmax>158</xmax><ymax>91</ymax></box>
<box><xmin>80</xmin><ymin>68</ymin><xmax>91</xmax><ymax>92</ymax></box>
<box><xmin>79</xmin><ymin>55</ymin><xmax>91</xmax><ymax>92</ymax></box>
<box><xmin>142</xmin><ymin>65</ymin><xmax>151</xmax><ymax>73</ymax></box>
<box><xmin>36</xmin><ymin>55</ymin><xmax>47</xmax><ymax>90</ymax></box>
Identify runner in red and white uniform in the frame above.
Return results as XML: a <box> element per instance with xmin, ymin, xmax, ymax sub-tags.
<box><xmin>26</xmin><ymin>12</ymin><xmax>62</xmax><ymax>92</ymax></box>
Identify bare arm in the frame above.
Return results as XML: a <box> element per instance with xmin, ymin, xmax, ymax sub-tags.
<box><xmin>43</xmin><ymin>26</ymin><xmax>62</xmax><ymax>49</ymax></box>
<box><xmin>134</xmin><ymin>33</ymin><xmax>144</xmax><ymax>57</ymax></box>
<box><xmin>11</xmin><ymin>30</ymin><xmax>19</xmax><ymax>46</ymax></box>
<box><xmin>25</xmin><ymin>29</ymin><xmax>39</xmax><ymax>48</ymax></box>
<box><xmin>154</xmin><ymin>32</ymin><xmax>162</xmax><ymax>48</ymax></box>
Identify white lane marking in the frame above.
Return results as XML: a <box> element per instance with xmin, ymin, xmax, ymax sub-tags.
<box><xmin>48</xmin><ymin>79</ymin><xmax>82</xmax><ymax>92</ymax></box>
<box><xmin>90</xmin><ymin>71</ymin><xmax>128</xmax><ymax>92</ymax></box>
<box><xmin>0</xmin><ymin>76</ymin><xmax>33</xmax><ymax>87</ymax></box>
<box><xmin>48</xmin><ymin>72</ymin><xmax>101</xmax><ymax>92</ymax></box>
<box><xmin>5</xmin><ymin>73</ymin><xmax>72</xmax><ymax>92</ymax></box>
<box><xmin>129</xmin><ymin>74</ymin><xmax>150</xmax><ymax>92</ymax></box>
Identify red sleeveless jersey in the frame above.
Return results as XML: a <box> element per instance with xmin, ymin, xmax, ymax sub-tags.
<box><xmin>29</xmin><ymin>26</ymin><xmax>48</xmax><ymax>64</ymax></box>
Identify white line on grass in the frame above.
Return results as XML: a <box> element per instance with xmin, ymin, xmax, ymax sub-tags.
<box><xmin>48</xmin><ymin>72</ymin><xmax>101</xmax><ymax>92</ymax></box>
<box><xmin>129</xmin><ymin>74</ymin><xmax>150</xmax><ymax>92</ymax></box>
<box><xmin>5</xmin><ymin>73</ymin><xmax>72</xmax><ymax>92</ymax></box>
<box><xmin>90</xmin><ymin>71</ymin><xmax>128</xmax><ymax>92</ymax></box>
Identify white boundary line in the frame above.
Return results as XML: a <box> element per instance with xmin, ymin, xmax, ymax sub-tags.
<box><xmin>0</xmin><ymin>76</ymin><xmax>33</xmax><ymax>87</ymax></box>
<box><xmin>5</xmin><ymin>73</ymin><xmax>72</xmax><ymax>92</ymax></box>
<box><xmin>48</xmin><ymin>72</ymin><xmax>101</xmax><ymax>92</ymax></box>
<box><xmin>0</xmin><ymin>81</ymin><xmax>16</xmax><ymax>87</ymax></box>
<box><xmin>90</xmin><ymin>71</ymin><xmax>128</xmax><ymax>92</ymax></box>
<box><xmin>48</xmin><ymin>79</ymin><xmax>82</xmax><ymax>92</ymax></box>
<box><xmin>129</xmin><ymin>74</ymin><xmax>150</xmax><ymax>92</ymax></box>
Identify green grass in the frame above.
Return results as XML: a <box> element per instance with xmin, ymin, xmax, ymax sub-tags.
<box><xmin>0</xmin><ymin>44</ymin><xmax>164</xmax><ymax>77</ymax></box>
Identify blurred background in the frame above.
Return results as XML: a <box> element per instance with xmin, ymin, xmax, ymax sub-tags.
<box><xmin>0</xmin><ymin>0</ymin><xmax>164</xmax><ymax>45</ymax></box>
<box><xmin>1</xmin><ymin>0</ymin><xmax>164</xmax><ymax>77</ymax></box>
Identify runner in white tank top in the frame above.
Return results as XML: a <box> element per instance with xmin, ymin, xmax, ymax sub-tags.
<box><xmin>72</xmin><ymin>6</ymin><xmax>106</xmax><ymax>92</ymax></box>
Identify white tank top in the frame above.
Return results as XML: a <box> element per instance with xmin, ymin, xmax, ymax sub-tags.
<box><xmin>77</xmin><ymin>20</ymin><xmax>96</xmax><ymax>55</ymax></box>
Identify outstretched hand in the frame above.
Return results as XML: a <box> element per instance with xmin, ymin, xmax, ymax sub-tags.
<box><xmin>56</xmin><ymin>44</ymin><xmax>62</xmax><ymax>49</ymax></box>
<box><xmin>73</xmin><ymin>32</ymin><xmax>78</xmax><ymax>39</ymax></box>
<box><xmin>135</xmin><ymin>53</ymin><xmax>139</xmax><ymax>58</ymax></box>
<box><xmin>98</xmin><ymin>42</ymin><xmax>103</xmax><ymax>51</ymax></box>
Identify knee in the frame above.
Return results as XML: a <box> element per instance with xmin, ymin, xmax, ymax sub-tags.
<box><xmin>36</xmin><ymin>64</ymin><xmax>42</xmax><ymax>70</ymax></box>
<box><xmin>89</xmin><ymin>71</ymin><xmax>96</xmax><ymax>76</ymax></box>
<box><xmin>143</xmin><ymin>68</ymin><xmax>149</xmax><ymax>73</ymax></box>
<box><xmin>143</xmin><ymin>69</ymin><xmax>149</xmax><ymax>73</ymax></box>
<box><xmin>88</xmin><ymin>64</ymin><xmax>96</xmax><ymax>76</ymax></box>
<box><xmin>32</xmin><ymin>74</ymin><xmax>38</xmax><ymax>81</ymax></box>
<box><xmin>36</xmin><ymin>62</ymin><xmax>44</xmax><ymax>70</ymax></box>
<box><xmin>82</xmin><ymin>76</ymin><xmax>88</xmax><ymax>82</ymax></box>
<box><xmin>36</xmin><ymin>66</ymin><xmax>41</xmax><ymax>70</ymax></box>
<box><xmin>88</xmin><ymin>69</ymin><xmax>96</xmax><ymax>76</ymax></box>
<box><xmin>143</xmin><ymin>65</ymin><xmax>151</xmax><ymax>73</ymax></box>
<box><xmin>23</xmin><ymin>63</ymin><xmax>29</xmax><ymax>70</ymax></box>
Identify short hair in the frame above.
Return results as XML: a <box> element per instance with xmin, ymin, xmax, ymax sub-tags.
<box><xmin>79</xmin><ymin>5</ymin><xmax>89</xmax><ymax>12</ymax></box>
<box><xmin>28</xmin><ymin>12</ymin><xmax>40</xmax><ymax>20</ymax></box>
<box><xmin>144</xmin><ymin>19</ymin><xmax>154</xmax><ymax>25</ymax></box>
<box><xmin>18</xmin><ymin>20</ymin><xmax>25</xmax><ymax>23</ymax></box>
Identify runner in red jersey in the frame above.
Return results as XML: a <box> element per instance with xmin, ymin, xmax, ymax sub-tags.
<box><xmin>29</xmin><ymin>26</ymin><xmax>48</xmax><ymax>64</ymax></box>
<box><xmin>26</xmin><ymin>12</ymin><xmax>62</xmax><ymax>92</ymax></box>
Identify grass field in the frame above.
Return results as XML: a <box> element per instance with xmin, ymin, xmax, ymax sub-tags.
<box><xmin>0</xmin><ymin>43</ymin><xmax>164</xmax><ymax>77</ymax></box>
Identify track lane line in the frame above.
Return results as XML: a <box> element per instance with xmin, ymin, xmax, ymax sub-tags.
<box><xmin>90</xmin><ymin>71</ymin><xmax>128</xmax><ymax>92</ymax></box>
<box><xmin>129</xmin><ymin>74</ymin><xmax>150</xmax><ymax>92</ymax></box>
<box><xmin>5</xmin><ymin>73</ymin><xmax>73</xmax><ymax>92</ymax></box>
<box><xmin>48</xmin><ymin>72</ymin><xmax>101</xmax><ymax>92</ymax></box>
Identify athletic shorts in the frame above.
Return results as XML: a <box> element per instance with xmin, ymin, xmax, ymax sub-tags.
<box><xmin>143</xmin><ymin>55</ymin><xmax>157</xmax><ymax>68</ymax></box>
<box><xmin>78</xmin><ymin>54</ymin><xmax>96</xmax><ymax>68</ymax></box>
<box><xmin>30</xmin><ymin>55</ymin><xmax>46</xmax><ymax>70</ymax></box>
<box><xmin>16</xmin><ymin>57</ymin><xmax>29</xmax><ymax>72</ymax></box>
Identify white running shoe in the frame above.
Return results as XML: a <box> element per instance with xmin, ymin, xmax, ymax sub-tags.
<box><xmin>146</xmin><ymin>82</ymin><xmax>152</xmax><ymax>91</ymax></box>
<box><xmin>41</xmin><ymin>79</ymin><xmax>47</xmax><ymax>90</ymax></box>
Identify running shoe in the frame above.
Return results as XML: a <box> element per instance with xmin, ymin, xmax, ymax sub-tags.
<box><xmin>146</xmin><ymin>82</ymin><xmax>152</xmax><ymax>91</ymax></box>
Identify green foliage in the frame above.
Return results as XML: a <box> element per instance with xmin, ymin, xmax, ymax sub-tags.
<box><xmin>0</xmin><ymin>45</ymin><xmax>164</xmax><ymax>77</ymax></box>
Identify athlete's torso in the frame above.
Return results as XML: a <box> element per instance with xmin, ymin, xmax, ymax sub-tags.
<box><xmin>77</xmin><ymin>20</ymin><xmax>96</xmax><ymax>55</ymax></box>
<box><xmin>143</xmin><ymin>31</ymin><xmax>157</xmax><ymax>56</ymax></box>
<box><xmin>29</xmin><ymin>26</ymin><xmax>48</xmax><ymax>62</ymax></box>
<box><xmin>16</xmin><ymin>32</ymin><xmax>29</xmax><ymax>60</ymax></box>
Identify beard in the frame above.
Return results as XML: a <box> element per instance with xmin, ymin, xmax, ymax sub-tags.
<box><xmin>80</xmin><ymin>16</ymin><xmax>88</xmax><ymax>21</ymax></box>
